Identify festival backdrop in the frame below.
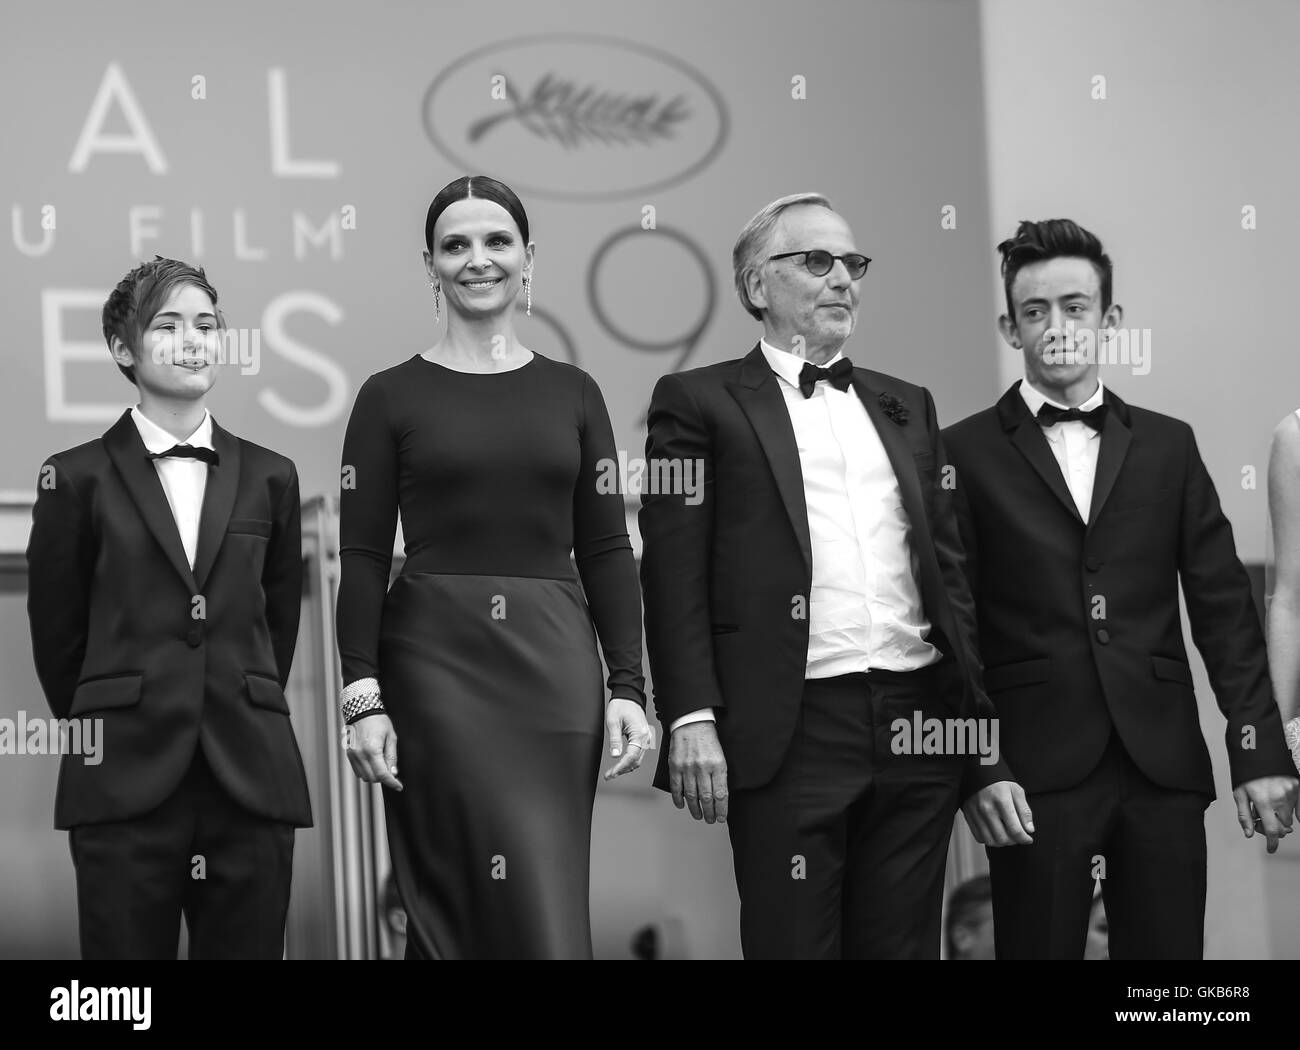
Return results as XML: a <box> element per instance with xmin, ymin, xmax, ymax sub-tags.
<box><xmin>0</xmin><ymin>0</ymin><xmax>994</xmax><ymax>503</ymax></box>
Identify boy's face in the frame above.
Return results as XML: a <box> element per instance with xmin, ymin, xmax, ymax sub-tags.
<box><xmin>112</xmin><ymin>283</ymin><xmax>220</xmax><ymax>400</ymax></box>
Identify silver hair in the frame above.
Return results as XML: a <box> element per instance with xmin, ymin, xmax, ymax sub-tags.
<box><xmin>732</xmin><ymin>192</ymin><xmax>833</xmax><ymax>321</ymax></box>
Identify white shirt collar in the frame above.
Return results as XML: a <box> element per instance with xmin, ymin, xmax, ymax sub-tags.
<box><xmin>760</xmin><ymin>338</ymin><xmax>846</xmax><ymax>389</ymax></box>
<box><xmin>130</xmin><ymin>405</ymin><xmax>214</xmax><ymax>454</ymax></box>
<box><xmin>1018</xmin><ymin>377</ymin><xmax>1105</xmax><ymax>418</ymax></box>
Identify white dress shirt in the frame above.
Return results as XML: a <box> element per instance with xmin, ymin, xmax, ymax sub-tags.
<box><xmin>671</xmin><ymin>340</ymin><xmax>939</xmax><ymax>733</ymax></box>
<box><xmin>130</xmin><ymin>405</ymin><xmax>214</xmax><ymax>571</ymax></box>
<box><xmin>1016</xmin><ymin>379</ymin><xmax>1105</xmax><ymax>521</ymax></box>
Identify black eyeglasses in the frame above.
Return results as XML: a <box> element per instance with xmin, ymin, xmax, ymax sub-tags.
<box><xmin>767</xmin><ymin>249</ymin><xmax>871</xmax><ymax>280</ymax></box>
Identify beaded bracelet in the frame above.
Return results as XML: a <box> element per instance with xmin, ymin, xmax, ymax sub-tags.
<box><xmin>341</xmin><ymin>676</ymin><xmax>385</xmax><ymax>723</ymax></box>
<box><xmin>1285</xmin><ymin>717</ymin><xmax>1300</xmax><ymax>775</ymax></box>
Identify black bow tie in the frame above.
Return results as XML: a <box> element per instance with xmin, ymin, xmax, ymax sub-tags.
<box><xmin>797</xmin><ymin>357</ymin><xmax>853</xmax><ymax>398</ymax></box>
<box><xmin>148</xmin><ymin>444</ymin><xmax>219</xmax><ymax>466</ymax></box>
<box><xmin>1036</xmin><ymin>403</ymin><xmax>1107</xmax><ymax>432</ymax></box>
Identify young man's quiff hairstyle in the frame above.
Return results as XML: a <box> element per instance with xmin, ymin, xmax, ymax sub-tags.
<box><xmin>997</xmin><ymin>219</ymin><xmax>1113</xmax><ymax>321</ymax></box>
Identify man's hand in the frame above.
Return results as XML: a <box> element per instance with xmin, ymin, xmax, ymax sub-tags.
<box><xmin>345</xmin><ymin>713</ymin><xmax>403</xmax><ymax>791</ymax></box>
<box><xmin>669</xmin><ymin>721</ymin><xmax>728</xmax><ymax>824</ymax></box>
<box><xmin>961</xmin><ymin>780</ymin><xmax>1034</xmax><ymax>846</ymax></box>
<box><xmin>604</xmin><ymin>699</ymin><xmax>655</xmax><ymax>780</ymax></box>
<box><xmin>1233</xmin><ymin>775</ymin><xmax>1299</xmax><ymax>854</ymax></box>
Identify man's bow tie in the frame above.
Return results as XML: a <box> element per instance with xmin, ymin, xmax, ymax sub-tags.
<box><xmin>148</xmin><ymin>444</ymin><xmax>220</xmax><ymax>466</ymax></box>
<box><xmin>797</xmin><ymin>357</ymin><xmax>853</xmax><ymax>398</ymax></box>
<box><xmin>1036</xmin><ymin>403</ymin><xmax>1107</xmax><ymax>432</ymax></box>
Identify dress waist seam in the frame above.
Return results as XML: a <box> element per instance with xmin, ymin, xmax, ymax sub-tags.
<box><xmin>396</xmin><ymin>569</ymin><xmax>579</xmax><ymax>583</ymax></box>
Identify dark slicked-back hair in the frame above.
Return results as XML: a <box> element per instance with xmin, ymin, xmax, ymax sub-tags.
<box><xmin>101</xmin><ymin>256</ymin><xmax>223</xmax><ymax>386</ymax></box>
<box><xmin>998</xmin><ymin>218</ymin><xmax>1112</xmax><ymax>320</ymax></box>
<box><xmin>424</xmin><ymin>175</ymin><xmax>530</xmax><ymax>254</ymax></box>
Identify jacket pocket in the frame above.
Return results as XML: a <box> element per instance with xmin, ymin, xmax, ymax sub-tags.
<box><xmin>983</xmin><ymin>658</ymin><xmax>1050</xmax><ymax>693</ymax></box>
<box><xmin>1151</xmin><ymin>655</ymin><xmax>1194</xmax><ymax>687</ymax></box>
<box><xmin>244</xmin><ymin>672</ymin><xmax>290</xmax><ymax>714</ymax></box>
<box><xmin>69</xmin><ymin>672</ymin><xmax>143</xmax><ymax>716</ymax></box>
<box><xmin>228</xmin><ymin>518</ymin><xmax>272</xmax><ymax>537</ymax></box>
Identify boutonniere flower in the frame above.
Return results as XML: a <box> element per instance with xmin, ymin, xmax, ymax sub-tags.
<box><xmin>878</xmin><ymin>393</ymin><xmax>909</xmax><ymax>426</ymax></box>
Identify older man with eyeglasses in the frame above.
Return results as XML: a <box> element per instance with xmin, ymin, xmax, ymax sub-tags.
<box><xmin>639</xmin><ymin>193</ymin><xmax>1023</xmax><ymax>959</ymax></box>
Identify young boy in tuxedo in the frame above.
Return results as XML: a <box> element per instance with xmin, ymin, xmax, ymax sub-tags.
<box><xmin>26</xmin><ymin>257</ymin><xmax>312</xmax><ymax>959</ymax></box>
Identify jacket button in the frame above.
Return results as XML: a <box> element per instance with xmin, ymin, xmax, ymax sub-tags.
<box><xmin>1085</xmin><ymin>556</ymin><xmax>1101</xmax><ymax>572</ymax></box>
<box><xmin>186</xmin><ymin>626</ymin><xmax>202</xmax><ymax>647</ymax></box>
<box><xmin>1096</xmin><ymin>628</ymin><xmax>1110</xmax><ymax>644</ymax></box>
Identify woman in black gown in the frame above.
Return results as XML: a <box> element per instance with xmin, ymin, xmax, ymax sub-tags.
<box><xmin>335</xmin><ymin>176</ymin><xmax>651</xmax><ymax>959</ymax></box>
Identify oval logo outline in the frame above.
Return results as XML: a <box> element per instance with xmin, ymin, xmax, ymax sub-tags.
<box><xmin>421</xmin><ymin>32</ymin><xmax>730</xmax><ymax>202</ymax></box>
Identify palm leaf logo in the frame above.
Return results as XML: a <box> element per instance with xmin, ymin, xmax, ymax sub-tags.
<box><xmin>467</xmin><ymin>72</ymin><xmax>691</xmax><ymax>149</ymax></box>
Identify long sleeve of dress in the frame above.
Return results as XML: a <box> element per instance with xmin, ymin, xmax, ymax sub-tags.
<box><xmin>336</xmin><ymin>375</ymin><xmax>399</xmax><ymax>688</ymax></box>
<box><xmin>573</xmin><ymin>373</ymin><xmax>647</xmax><ymax>708</ymax></box>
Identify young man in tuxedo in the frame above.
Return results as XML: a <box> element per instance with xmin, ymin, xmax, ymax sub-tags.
<box><xmin>942</xmin><ymin>219</ymin><xmax>1298</xmax><ymax>958</ymax></box>
<box><xmin>639</xmin><ymin>194</ymin><xmax>1026</xmax><ymax>959</ymax></box>
<box><xmin>26</xmin><ymin>257</ymin><xmax>312</xmax><ymax>959</ymax></box>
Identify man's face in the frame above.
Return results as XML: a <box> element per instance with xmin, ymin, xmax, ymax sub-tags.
<box><xmin>1084</xmin><ymin>898</ymin><xmax>1109</xmax><ymax>960</ymax></box>
<box><xmin>951</xmin><ymin>900</ymin><xmax>996</xmax><ymax>960</ymax></box>
<box><xmin>115</xmin><ymin>283</ymin><xmax>220</xmax><ymax>400</ymax></box>
<box><xmin>1001</xmin><ymin>256</ymin><xmax>1118</xmax><ymax>393</ymax></box>
<box><xmin>751</xmin><ymin>205</ymin><xmax>861</xmax><ymax>360</ymax></box>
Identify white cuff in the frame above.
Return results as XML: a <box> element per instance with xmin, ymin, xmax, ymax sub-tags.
<box><xmin>670</xmin><ymin>708</ymin><xmax>715</xmax><ymax>734</ymax></box>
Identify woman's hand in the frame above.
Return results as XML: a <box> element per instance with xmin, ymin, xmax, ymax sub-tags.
<box><xmin>604</xmin><ymin>698</ymin><xmax>654</xmax><ymax>780</ymax></box>
<box><xmin>345</xmin><ymin>713</ymin><xmax>403</xmax><ymax>791</ymax></box>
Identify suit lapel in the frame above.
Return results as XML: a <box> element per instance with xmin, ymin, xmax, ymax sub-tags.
<box><xmin>103</xmin><ymin>410</ymin><xmax>199</xmax><ymax>593</ymax></box>
<box><xmin>103</xmin><ymin>410</ymin><xmax>241</xmax><ymax>595</ymax></box>
<box><xmin>192</xmin><ymin>419</ymin><xmax>240</xmax><ymax>590</ymax></box>
<box><xmin>1086</xmin><ymin>388</ymin><xmax>1133</xmax><ymax>528</ymax></box>
<box><xmin>723</xmin><ymin>348</ymin><xmax>935</xmax><ymax>575</ymax></box>
<box><xmin>726</xmin><ymin>346</ymin><xmax>812</xmax><ymax>575</ymax></box>
<box><xmin>997</xmin><ymin>385</ymin><xmax>1085</xmax><ymax>525</ymax></box>
<box><xmin>851</xmin><ymin>372</ymin><xmax>927</xmax><ymax>530</ymax></box>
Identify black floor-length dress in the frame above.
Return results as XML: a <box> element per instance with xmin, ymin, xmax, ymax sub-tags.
<box><xmin>336</xmin><ymin>352</ymin><xmax>646</xmax><ymax>959</ymax></box>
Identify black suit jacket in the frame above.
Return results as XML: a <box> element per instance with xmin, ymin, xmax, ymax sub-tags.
<box><xmin>25</xmin><ymin>410</ymin><xmax>313</xmax><ymax>830</ymax></box>
<box><xmin>942</xmin><ymin>383</ymin><xmax>1292</xmax><ymax>798</ymax></box>
<box><xmin>640</xmin><ymin>345</ymin><xmax>1011</xmax><ymax>797</ymax></box>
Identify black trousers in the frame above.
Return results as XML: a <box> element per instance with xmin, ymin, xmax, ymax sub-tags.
<box><xmin>68</xmin><ymin>745</ymin><xmax>295</xmax><ymax>960</ymax></box>
<box><xmin>988</xmin><ymin>729</ymin><xmax>1210</xmax><ymax>960</ymax></box>
<box><xmin>726</xmin><ymin>667</ymin><xmax>965</xmax><ymax>959</ymax></box>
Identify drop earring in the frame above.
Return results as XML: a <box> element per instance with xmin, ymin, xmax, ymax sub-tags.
<box><xmin>431</xmin><ymin>280</ymin><xmax>440</xmax><ymax>323</ymax></box>
<box><xmin>524</xmin><ymin>273</ymin><xmax>532</xmax><ymax>317</ymax></box>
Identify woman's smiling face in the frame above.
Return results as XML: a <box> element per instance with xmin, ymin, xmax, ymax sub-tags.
<box><xmin>426</xmin><ymin>198</ymin><xmax>532</xmax><ymax>321</ymax></box>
